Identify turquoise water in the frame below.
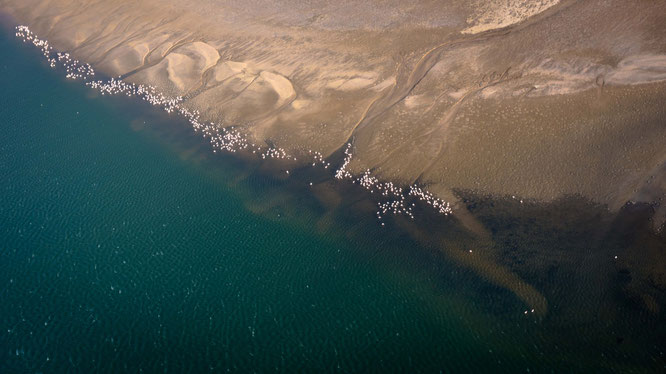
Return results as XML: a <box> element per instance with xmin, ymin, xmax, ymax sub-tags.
<box><xmin>1</xmin><ymin>23</ymin><xmax>665</xmax><ymax>372</ymax></box>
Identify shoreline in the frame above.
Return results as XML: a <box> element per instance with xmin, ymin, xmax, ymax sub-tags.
<box><xmin>12</xmin><ymin>24</ymin><xmax>456</xmax><ymax>226</ymax></box>
<box><xmin>2</xmin><ymin>6</ymin><xmax>666</xmax><ymax>319</ymax></box>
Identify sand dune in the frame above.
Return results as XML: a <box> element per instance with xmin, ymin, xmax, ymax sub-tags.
<box><xmin>259</xmin><ymin>71</ymin><xmax>295</xmax><ymax>106</ymax></box>
<box><xmin>130</xmin><ymin>41</ymin><xmax>219</xmax><ymax>94</ymax></box>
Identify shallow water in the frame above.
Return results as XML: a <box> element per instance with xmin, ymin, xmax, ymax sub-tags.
<box><xmin>1</xmin><ymin>23</ymin><xmax>665</xmax><ymax>372</ymax></box>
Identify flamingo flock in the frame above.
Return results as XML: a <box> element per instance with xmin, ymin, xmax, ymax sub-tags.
<box><xmin>16</xmin><ymin>26</ymin><xmax>96</xmax><ymax>79</ymax></box>
<box><xmin>334</xmin><ymin>143</ymin><xmax>353</xmax><ymax>180</ymax></box>
<box><xmin>309</xmin><ymin>150</ymin><xmax>331</xmax><ymax>169</ymax></box>
<box><xmin>334</xmin><ymin>144</ymin><xmax>452</xmax><ymax>222</ymax></box>
<box><xmin>408</xmin><ymin>186</ymin><xmax>453</xmax><ymax>215</ymax></box>
<box><xmin>16</xmin><ymin>25</ymin><xmax>455</xmax><ymax>225</ymax></box>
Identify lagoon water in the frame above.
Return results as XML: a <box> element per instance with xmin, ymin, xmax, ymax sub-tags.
<box><xmin>1</xmin><ymin>24</ymin><xmax>665</xmax><ymax>372</ymax></box>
